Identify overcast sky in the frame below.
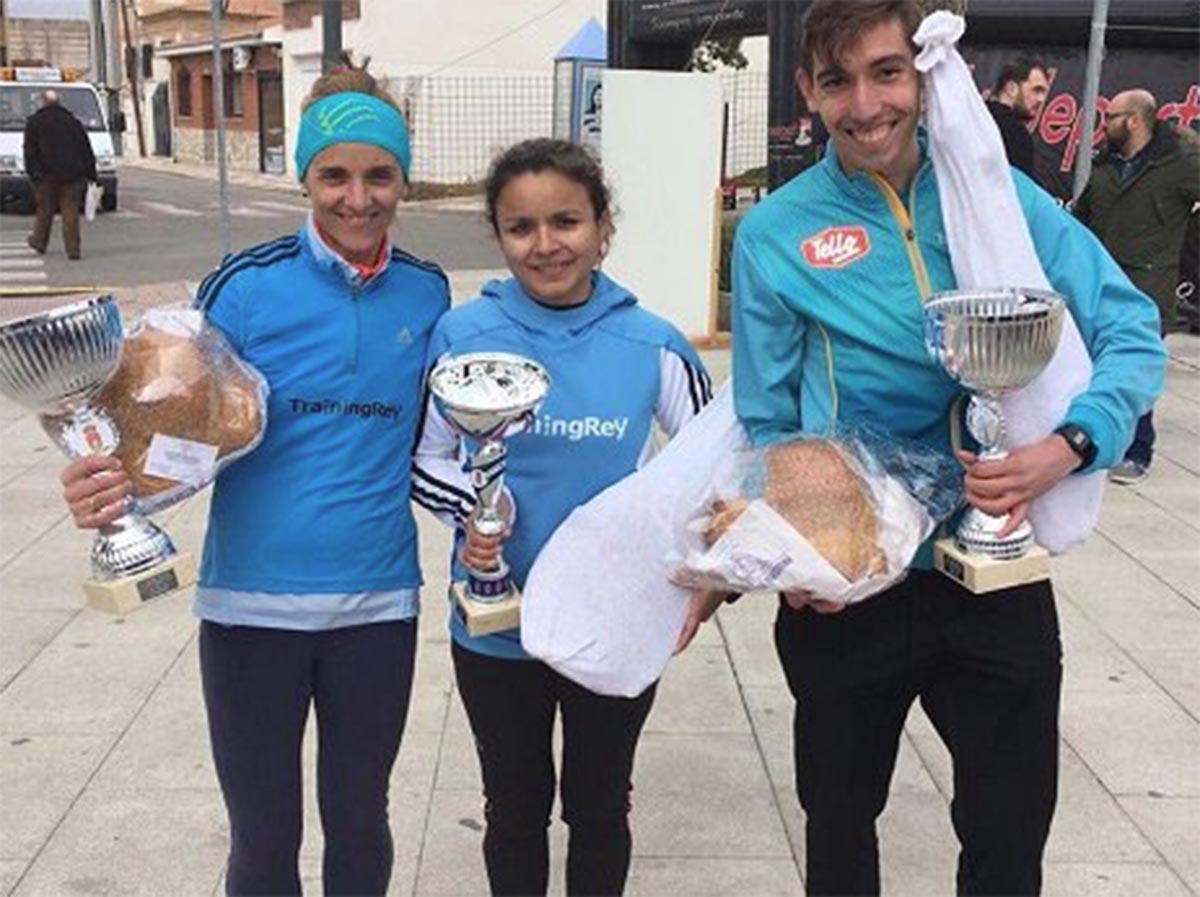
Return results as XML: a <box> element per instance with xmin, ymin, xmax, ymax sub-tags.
<box><xmin>9</xmin><ymin>0</ymin><xmax>90</xmax><ymax>20</ymax></box>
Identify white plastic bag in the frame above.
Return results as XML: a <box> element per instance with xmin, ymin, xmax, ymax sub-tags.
<box><xmin>914</xmin><ymin>11</ymin><xmax>1104</xmax><ymax>554</ymax></box>
<box><xmin>84</xmin><ymin>181</ymin><xmax>102</xmax><ymax>222</ymax></box>
<box><xmin>672</xmin><ymin>431</ymin><xmax>962</xmax><ymax>605</ymax></box>
<box><xmin>521</xmin><ymin>382</ymin><xmax>749</xmax><ymax>698</ymax></box>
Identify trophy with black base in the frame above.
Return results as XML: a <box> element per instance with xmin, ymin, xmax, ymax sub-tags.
<box><xmin>924</xmin><ymin>288</ymin><xmax>1065</xmax><ymax>594</ymax></box>
<box><xmin>429</xmin><ymin>352</ymin><xmax>551</xmax><ymax>635</ymax></box>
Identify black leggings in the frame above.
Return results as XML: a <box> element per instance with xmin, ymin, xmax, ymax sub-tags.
<box><xmin>452</xmin><ymin>642</ymin><xmax>657</xmax><ymax>897</ymax></box>
<box><xmin>199</xmin><ymin>619</ymin><xmax>417</xmax><ymax>897</ymax></box>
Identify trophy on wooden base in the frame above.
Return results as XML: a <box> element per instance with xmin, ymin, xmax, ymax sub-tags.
<box><xmin>924</xmin><ymin>288</ymin><xmax>1065</xmax><ymax>594</ymax></box>
<box><xmin>429</xmin><ymin>352</ymin><xmax>551</xmax><ymax>636</ymax></box>
<box><xmin>0</xmin><ymin>296</ymin><xmax>196</xmax><ymax>613</ymax></box>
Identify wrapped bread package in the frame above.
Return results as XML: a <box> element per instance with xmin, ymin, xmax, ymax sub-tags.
<box><xmin>672</xmin><ymin>429</ymin><xmax>962</xmax><ymax>605</ymax></box>
<box><xmin>42</xmin><ymin>307</ymin><xmax>268</xmax><ymax>514</ymax></box>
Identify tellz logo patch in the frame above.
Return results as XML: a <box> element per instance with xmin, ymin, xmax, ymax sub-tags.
<box><xmin>801</xmin><ymin>226</ymin><xmax>871</xmax><ymax>269</ymax></box>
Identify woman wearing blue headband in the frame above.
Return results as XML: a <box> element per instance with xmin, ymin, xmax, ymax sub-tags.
<box><xmin>58</xmin><ymin>56</ymin><xmax>448</xmax><ymax>896</ymax></box>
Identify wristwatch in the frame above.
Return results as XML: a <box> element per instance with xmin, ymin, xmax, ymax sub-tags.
<box><xmin>1054</xmin><ymin>424</ymin><xmax>1097</xmax><ymax>470</ymax></box>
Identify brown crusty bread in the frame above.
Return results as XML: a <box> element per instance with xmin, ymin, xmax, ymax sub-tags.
<box><xmin>702</xmin><ymin>440</ymin><xmax>887</xmax><ymax>581</ymax></box>
<box><xmin>92</xmin><ymin>325</ymin><xmax>262</xmax><ymax>496</ymax></box>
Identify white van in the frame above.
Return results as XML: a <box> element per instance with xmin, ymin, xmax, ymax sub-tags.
<box><xmin>0</xmin><ymin>66</ymin><xmax>120</xmax><ymax>213</ymax></box>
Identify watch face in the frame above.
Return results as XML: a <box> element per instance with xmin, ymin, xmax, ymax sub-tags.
<box><xmin>1059</xmin><ymin>426</ymin><xmax>1094</xmax><ymax>464</ymax></box>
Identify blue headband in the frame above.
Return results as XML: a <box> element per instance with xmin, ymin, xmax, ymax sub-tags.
<box><xmin>295</xmin><ymin>91</ymin><xmax>412</xmax><ymax>181</ymax></box>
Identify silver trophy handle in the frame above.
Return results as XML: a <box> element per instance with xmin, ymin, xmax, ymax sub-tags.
<box><xmin>469</xmin><ymin>439</ymin><xmax>508</xmax><ymax>539</ymax></box>
<box><xmin>965</xmin><ymin>394</ymin><xmax>1008</xmax><ymax>462</ymax></box>
<box><xmin>41</xmin><ymin>404</ymin><xmax>181</xmax><ymax>581</ymax></box>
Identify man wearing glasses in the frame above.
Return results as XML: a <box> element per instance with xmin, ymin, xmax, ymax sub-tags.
<box><xmin>1075</xmin><ymin>90</ymin><xmax>1199</xmax><ymax>485</ymax></box>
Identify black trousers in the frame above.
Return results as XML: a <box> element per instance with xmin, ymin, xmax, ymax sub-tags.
<box><xmin>199</xmin><ymin>619</ymin><xmax>417</xmax><ymax>897</ymax></box>
<box><xmin>1125</xmin><ymin>410</ymin><xmax>1156</xmax><ymax>466</ymax></box>
<box><xmin>452</xmin><ymin>642</ymin><xmax>657</xmax><ymax>897</ymax></box>
<box><xmin>775</xmin><ymin>571</ymin><xmax>1062</xmax><ymax>897</ymax></box>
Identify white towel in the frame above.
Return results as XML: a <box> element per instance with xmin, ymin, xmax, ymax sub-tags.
<box><xmin>914</xmin><ymin>11</ymin><xmax>1103</xmax><ymax>554</ymax></box>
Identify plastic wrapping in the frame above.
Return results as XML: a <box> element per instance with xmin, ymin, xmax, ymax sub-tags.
<box><xmin>42</xmin><ymin>306</ymin><xmax>269</xmax><ymax>513</ymax></box>
<box><xmin>672</xmin><ymin>428</ymin><xmax>963</xmax><ymax>605</ymax></box>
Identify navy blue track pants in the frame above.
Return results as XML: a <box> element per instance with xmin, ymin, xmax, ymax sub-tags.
<box><xmin>199</xmin><ymin>618</ymin><xmax>417</xmax><ymax>896</ymax></box>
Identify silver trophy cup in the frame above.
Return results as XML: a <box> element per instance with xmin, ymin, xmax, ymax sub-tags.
<box><xmin>0</xmin><ymin>296</ymin><xmax>186</xmax><ymax>604</ymax></box>
<box><xmin>429</xmin><ymin>352</ymin><xmax>550</xmax><ymax>634</ymax></box>
<box><xmin>925</xmin><ymin>288</ymin><xmax>1065</xmax><ymax>561</ymax></box>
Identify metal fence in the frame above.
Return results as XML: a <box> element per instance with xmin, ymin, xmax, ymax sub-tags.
<box><xmin>394</xmin><ymin>74</ymin><xmax>553</xmax><ymax>185</ymax></box>
<box><xmin>392</xmin><ymin>70</ymin><xmax>769</xmax><ymax>186</ymax></box>
<box><xmin>719</xmin><ymin>70</ymin><xmax>769</xmax><ymax>181</ymax></box>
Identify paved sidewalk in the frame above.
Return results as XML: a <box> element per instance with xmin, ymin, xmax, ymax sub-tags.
<box><xmin>0</xmin><ymin>280</ymin><xmax>1196</xmax><ymax>895</ymax></box>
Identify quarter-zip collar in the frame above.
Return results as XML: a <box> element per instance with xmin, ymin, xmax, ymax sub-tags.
<box><xmin>304</xmin><ymin>214</ymin><xmax>392</xmax><ymax>292</ymax></box>
<box><xmin>819</xmin><ymin>128</ymin><xmax>932</xmax><ymax>202</ymax></box>
<box><xmin>820</xmin><ymin>131</ymin><xmax>936</xmax><ymax>301</ymax></box>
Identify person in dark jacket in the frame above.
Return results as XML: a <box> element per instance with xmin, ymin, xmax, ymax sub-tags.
<box><xmin>1179</xmin><ymin>210</ymin><xmax>1198</xmax><ymax>334</ymax></box>
<box><xmin>986</xmin><ymin>56</ymin><xmax>1049</xmax><ymax>180</ymax></box>
<box><xmin>1076</xmin><ymin>90</ymin><xmax>1200</xmax><ymax>484</ymax></box>
<box><xmin>24</xmin><ymin>89</ymin><xmax>97</xmax><ymax>260</ymax></box>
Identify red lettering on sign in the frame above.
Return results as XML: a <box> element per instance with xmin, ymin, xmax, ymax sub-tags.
<box><xmin>1039</xmin><ymin>93</ymin><xmax>1077</xmax><ymax>146</ymax></box>
<box><xmin>1160</xmin><ymin>85</ymin><xmax>1200</xmax><ymax>130</ymax></box>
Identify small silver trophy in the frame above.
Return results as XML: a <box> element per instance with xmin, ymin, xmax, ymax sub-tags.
<box><xmin>429</xmin><ymin>352</ymin><xmax>551</xmax><ymax>636</ymax></box>
<box><xmin>924</xmin><ymin>287</ymin><xmax>1065</xmax><ymax>593</ymax></box>
<box><xmin>0</xmin><ymin>296</ymin><xmax>196</xmax><ymax>612</ymax></box>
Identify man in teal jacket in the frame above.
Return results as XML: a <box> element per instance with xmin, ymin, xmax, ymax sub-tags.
<box><xmin>731</xmin><ymin>1</ymin><xmax>1167</xmax><ymax>895</ymax></box>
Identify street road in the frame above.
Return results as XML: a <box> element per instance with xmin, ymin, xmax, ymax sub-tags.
<box><xmin>0</xmin><ymin>167</ymin><xmax>503</xmax><ymax>292</ymax></box>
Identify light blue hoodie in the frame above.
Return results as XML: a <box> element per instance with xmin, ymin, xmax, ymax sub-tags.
<box><xmin>413</xmin><ymin>272</ymin><xmax>712</xmax><ymax>659</ymax></box>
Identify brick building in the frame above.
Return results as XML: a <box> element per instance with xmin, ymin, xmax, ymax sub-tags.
<box><xmin>121</xmin><ymin>0</ymin><xmax>281</xmax><ymax>164</ymax></box>
<box><xmin>158</xmin><ymin>36</ymin><xmax>284</xmax><ymax>172</ymax></box>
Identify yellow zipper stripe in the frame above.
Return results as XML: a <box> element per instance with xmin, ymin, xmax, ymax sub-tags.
<box><xmin>867</xmin><ymin>169</ymin><xmax>964</xmax><ymax>460</ymax></box>
<box><xmin>814</xmin><ymin>320</ymin><xmax>838</xmax><ymax>423</ymax></box>
<box><xmin>867</xmin><ymin>171</ymin><xmax>933</xmax><ymax>301</ymax></box>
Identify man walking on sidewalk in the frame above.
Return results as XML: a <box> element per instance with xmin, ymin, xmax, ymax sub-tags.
<box><xmin>1076</xmin><ymin>89</ymin><xmax>1200</xmax><ymax>485</ymax></box>
<box><xmin>24</xmin><ymin>89</ymin><xmax>97</xmax><ymax>261</ymax></box>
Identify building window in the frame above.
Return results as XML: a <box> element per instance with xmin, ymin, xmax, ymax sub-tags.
<box><xmin>177</xmin><ymin>67</ymin><xmax>192</xmax><ymax>117</ymax></box>
<box><xmin>141</xmin><ymin>44</ymin><xmax>153</xmax><ymax>80</ymax></box>
<box><xmin>223</xmin><ymin>70</ymin><xmax>244</xmax><ymax>117</ymax></box>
